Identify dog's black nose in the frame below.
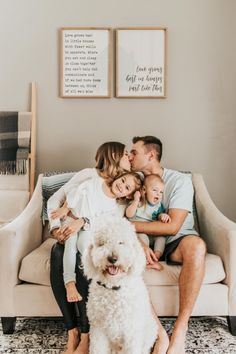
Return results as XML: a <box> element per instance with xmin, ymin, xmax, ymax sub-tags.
<box><xmin>107</xmin><ymin>255</ymin><xmax>118</xmax><ymax>264</ymax></box>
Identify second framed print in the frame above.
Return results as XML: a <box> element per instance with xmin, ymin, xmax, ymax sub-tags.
<box><xmin>60</xmin><ymin>27</ymin><xmax>112</xmax><ymax>98</ymax></box>
<box><xmin>116</xmin><ymin>27</ymin><xmax>167</xmax><ymax>98</ymax></box>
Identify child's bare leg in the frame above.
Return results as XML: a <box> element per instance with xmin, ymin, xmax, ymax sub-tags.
<box><xmin>65</xmin><ymin>281</ymin><xmax>83</xmax><ymax>302</ymax></box>
<box><xmin>147</xmin><ymin>250</ymin><xmax>163</xmax><ymax>271</ymax></box>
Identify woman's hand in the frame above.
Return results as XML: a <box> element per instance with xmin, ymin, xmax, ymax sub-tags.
<box><xmin>60</xmin><ymin>218</ymin><xmax>85</xmax><ymax>238</ymax></box>
<box><xmin>51</xmin><ymin>228</ymin><xmax>68</xmax><ymax>243</ymax></box>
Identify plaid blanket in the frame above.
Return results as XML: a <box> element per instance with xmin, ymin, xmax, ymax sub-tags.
<box><xmin>0</xmin><ymin>111</ymin><xmax>31</xmax><ymax>175</ymax></box>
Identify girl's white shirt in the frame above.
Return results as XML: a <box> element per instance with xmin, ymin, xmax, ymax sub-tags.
<box><xmin>47</xmin><ymin>168</ymin><xmax>125</xmax><ymax>230</ymax></box>
<box><xmin>66</xmin><ymin>175</ymin><xmax>123</xmax><ymax>223</ymax></box>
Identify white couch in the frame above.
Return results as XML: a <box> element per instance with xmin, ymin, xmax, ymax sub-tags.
<box><xmin>0</xmin><ymin>173</ymin><xmax>29</xmax><ymax>229</ymax></box>
<box><xmin>1</xmin><ymin>173</ymin><xmax>236</xmax><ymax>335</ymax></box>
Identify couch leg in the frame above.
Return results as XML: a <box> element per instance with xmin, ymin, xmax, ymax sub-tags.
<box><xmin>227</xmin><ymin>316</ymin><xmax>236</xmax><ymax>335</ymax></box>
<box><xmin>1</xmin><ymin>317</ymin><xmax>16</xmax><ymax>334</ymax></box>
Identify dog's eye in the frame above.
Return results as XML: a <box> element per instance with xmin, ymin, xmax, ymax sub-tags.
<box><xmin>97</xmin><ymin>242</ymin><xmax>104</xmax><ymax>247</ymax></box>
<box><xmin>119</xmin><ymin>241</ymin><xmax>124</xmax><ymax>245</ymax></box>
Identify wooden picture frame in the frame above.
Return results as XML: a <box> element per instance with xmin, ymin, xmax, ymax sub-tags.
<box><xmin>116</xmin><ymin>27</ymin><xmax>167</xmax><ymax>98</ymax></box>
<box><xmin>60</xmin><ymin>27</ymin><xmax>112</xmax><ymax>98</ymax></box>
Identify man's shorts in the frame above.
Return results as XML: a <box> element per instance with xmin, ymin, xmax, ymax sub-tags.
<box><xmin>160</xmin><ymin>234</ymin><xmax>200</xmax><ymax>265</ymax></box>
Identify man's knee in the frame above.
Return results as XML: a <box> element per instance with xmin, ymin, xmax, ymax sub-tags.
<box><xmin>171</xmin><ymin>236</ymin><xmax>206</xmax><ymax>263</ymax></box>
<box><xmin>181</xmin><ymin>236</ymin><xmax>206</xmax><ymax>262</ymax></box>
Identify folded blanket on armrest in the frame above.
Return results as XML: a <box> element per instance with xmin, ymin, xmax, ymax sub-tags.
<box><xmin>0</xmin><ymin>111</ymin><xmax>31</xmax><ymax>175</ymax></box>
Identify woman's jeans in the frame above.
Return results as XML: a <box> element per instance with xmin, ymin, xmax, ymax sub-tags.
<box><xmin>50</xmin><ymin>242</ymin><xmax>90</xmax><ymax>333</ymax></box>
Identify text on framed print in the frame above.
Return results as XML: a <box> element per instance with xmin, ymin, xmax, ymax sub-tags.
<box><xmin>116</xmin><ymin>28</ymin><xmax>167</xmax><ymax>98</ymax></box>
<box><xmin>60</xmin><ymin>27</ymin><xmax>112</xmax><ymax>98</ymax></box>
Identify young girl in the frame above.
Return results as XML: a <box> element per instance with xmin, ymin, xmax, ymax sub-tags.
<box><xmin>126</xmin><ymin>173</ymin><xmax>171</xmax><ymax>270</ymax></box>
<box><xmin>50</xmin><ymin>171</ymin><xmax>142</xmax><ymax>303</ymax></box>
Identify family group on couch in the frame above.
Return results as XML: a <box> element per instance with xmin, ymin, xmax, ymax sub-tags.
<box><xmin>47</xmin><ymin>135</ymin><xmax>206</xmax><ymax>354</ymax></box>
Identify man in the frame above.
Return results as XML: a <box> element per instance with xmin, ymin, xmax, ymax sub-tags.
<box><xmin>129</xmin><ymin>136</ymin><xmax>206</xmax><ymax>354</ymax></box>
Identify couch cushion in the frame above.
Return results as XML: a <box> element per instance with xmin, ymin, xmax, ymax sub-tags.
<box><xmin>20</xmin><ymin>240</ymin><xmax>225</xmax><ymax>287</ymax></box>
<box><xmin>144</xmin><ymin>253</ymin><xmax>225</xmax><ymax>286</ymax></box>
<box><xmin>19</xmin><ymin>238</ymin><xmax>57</xmax><ymax>286</ymax></box>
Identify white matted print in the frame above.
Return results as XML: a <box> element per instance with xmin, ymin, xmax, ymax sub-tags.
<box><xmin>60</xmin><ymin>27</ymin><xmax>111</xmax><ymax>98</ymax></box>
<box><xmin>116</xmin><ymin>28</ymin><xmax>167</xmax><ymax>98</ymax></box>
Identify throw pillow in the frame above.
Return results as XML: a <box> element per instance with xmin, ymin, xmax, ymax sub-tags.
<box><xmin>42</xmin><ymin>171</ymin><xmax>76</xmax><ymax>223</ymax></box>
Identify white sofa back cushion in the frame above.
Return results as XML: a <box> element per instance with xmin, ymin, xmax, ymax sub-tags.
<box><xmin>0</xmin><ymin>190</ymin><xmax>29</xmax><ymax>224</ymax></box>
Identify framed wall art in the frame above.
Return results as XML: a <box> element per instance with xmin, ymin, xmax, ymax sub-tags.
<box><xmin>116</xmin><ymin>27</ymin><xmax>167</xmax><ymax>98</ymax></box>
<box><xmin>60</xmin><ymin>27</ymin><xmax>112</xmax><ymax>98</ymax></box>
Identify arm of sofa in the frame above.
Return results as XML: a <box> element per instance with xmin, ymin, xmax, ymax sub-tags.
<box><xmin>0</xmin><ymin>174</ymin><xmax>43</xmax><ymax>314</ymax></box>
<box><xmin>192</xmin><ymin>174</ymin><xmax>236</xmax><ymax>314</ymax></box>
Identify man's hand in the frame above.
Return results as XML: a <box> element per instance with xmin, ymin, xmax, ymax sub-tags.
<box><xmin>158</xmin><ymin>213</ymin><xmax>171</xmax><ymax>223</ymax></box>
<box><xmin>60</xmin><ymin>218</ymin><xmax>85</xmax><ymax>238</ymax></box>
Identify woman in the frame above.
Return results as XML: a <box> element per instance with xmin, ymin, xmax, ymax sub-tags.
<box><xmin>49</xmin><ymin>142</ymin><xmax>169</xmax><ymax>354</ymax></box>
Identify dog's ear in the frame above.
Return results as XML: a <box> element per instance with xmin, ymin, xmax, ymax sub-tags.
<box><xmin>82</xmin><ymin>243</ymin><xmax>96</xmax><ymax>280</ymax></box>
<box><xmin>130</xmin><ymin>236</ymin><xmax>146</xmax><ymax>276</ymax></box>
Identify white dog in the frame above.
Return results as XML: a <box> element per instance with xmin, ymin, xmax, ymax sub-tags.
<box><xmin>82</xmin><ymin>216</ymin><xmax>158</xmax><ymax>354</ymax></box>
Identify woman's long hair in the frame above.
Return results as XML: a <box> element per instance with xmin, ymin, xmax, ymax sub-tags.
<box><xmin>95</xmin><ymin>141</ymin><xmax>127</xmax><ymax>181</ymax></box>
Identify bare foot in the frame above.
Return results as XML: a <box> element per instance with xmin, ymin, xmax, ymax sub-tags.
<box><xmin>152</xmin><ymin>326</ymin><xmax>169</xmax><ymax>354</ymax></box>
<box><xmin>147</xmin><ymin>261</ymin><xmax>164</xmax><ymax>271</ymax></box>
<box><xmin>167</xmin><ymin>324</ymin><xmax>187</xmax><ymax>354</ymax></box>
<box><xmin>65</xmin><ymin>282</ymin><xmax>83</xmax><ymax>302</ymax></box>
<box><xmin>73</xmin><ymin>333</ymin><xmax>89</xmax><ymax>354</ymax></box>
<box><xmin>62</xmin><ymin>327</ymin><xmax>80</xmax><ymax>354</ymax></box>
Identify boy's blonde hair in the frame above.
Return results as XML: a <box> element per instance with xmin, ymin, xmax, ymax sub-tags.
<box><xmin>144</xmin><ymin>174</ymin><xmax>164</xmax><ymax>187</ymax></box>
<box><xmin>95</xmin><ymin>142</ymin><xmax>127</xmax><ymax>181</ymax></box>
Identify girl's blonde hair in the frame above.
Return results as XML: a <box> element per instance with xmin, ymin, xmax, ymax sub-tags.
<box><xmin>95</xmin><ymin>142</ymin><xmax>127</xmax><ymax>181</ymax></box>
<box><xmin>111</xmin><ymin>172</ymin><xmax>143</xmax><ymax>203</ymax></box>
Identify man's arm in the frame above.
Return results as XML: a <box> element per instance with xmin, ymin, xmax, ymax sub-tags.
<box><xmin>132</xmin><ymin>208</ymin><xmax>188</xmax><ymax>236</ymax></box>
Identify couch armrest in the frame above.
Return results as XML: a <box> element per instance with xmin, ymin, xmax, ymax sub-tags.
<box><xmin>193</xmin><ymin>174</ymin><xmax>236</xmax><ymax>311</ymax></box>
<box><xmin>0</xmin><ymin>174</ymin><xmax>43</xmax><ymax>314</ymax></box>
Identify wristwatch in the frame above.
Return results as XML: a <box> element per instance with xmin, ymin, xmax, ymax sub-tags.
<box><xmin>82</xmin><ymin>217</ymin><xmax>90</xmax><ymax>231</ymax></box>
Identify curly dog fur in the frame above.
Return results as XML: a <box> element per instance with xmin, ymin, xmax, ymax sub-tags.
<box><xmin>82</xmin><ymin>216</ymin><xmax>158</xmax><ymax>354</ymax></box>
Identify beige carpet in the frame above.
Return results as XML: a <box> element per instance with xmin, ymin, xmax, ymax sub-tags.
<box><xmin>1</xmin><ymin>317</ymin><xmax>236</xmax><ymax>353</ymax></box>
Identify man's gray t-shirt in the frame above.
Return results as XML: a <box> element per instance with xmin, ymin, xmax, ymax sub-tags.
<box><xmin>162</xmin><ymin>168</ymin><xmax>198</xmax><ymax>244</ymax></box>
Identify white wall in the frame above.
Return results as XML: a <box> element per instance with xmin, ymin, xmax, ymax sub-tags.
<box><xmin>0</xmin><ymin>0</ymin><xmax>235</xmax><ymax>221</ymax></box>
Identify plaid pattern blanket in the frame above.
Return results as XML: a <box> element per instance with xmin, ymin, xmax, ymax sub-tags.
<box><xmin>0</xmin><ymin>111</ymin><xmax>31</xmax><ymax>175</ymax></box>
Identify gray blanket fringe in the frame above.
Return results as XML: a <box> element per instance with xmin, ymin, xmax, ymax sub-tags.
<box><xmin>0</xmin><ymin>160</ymin><xmax>27</xmax><ymax>175</ymax></box>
